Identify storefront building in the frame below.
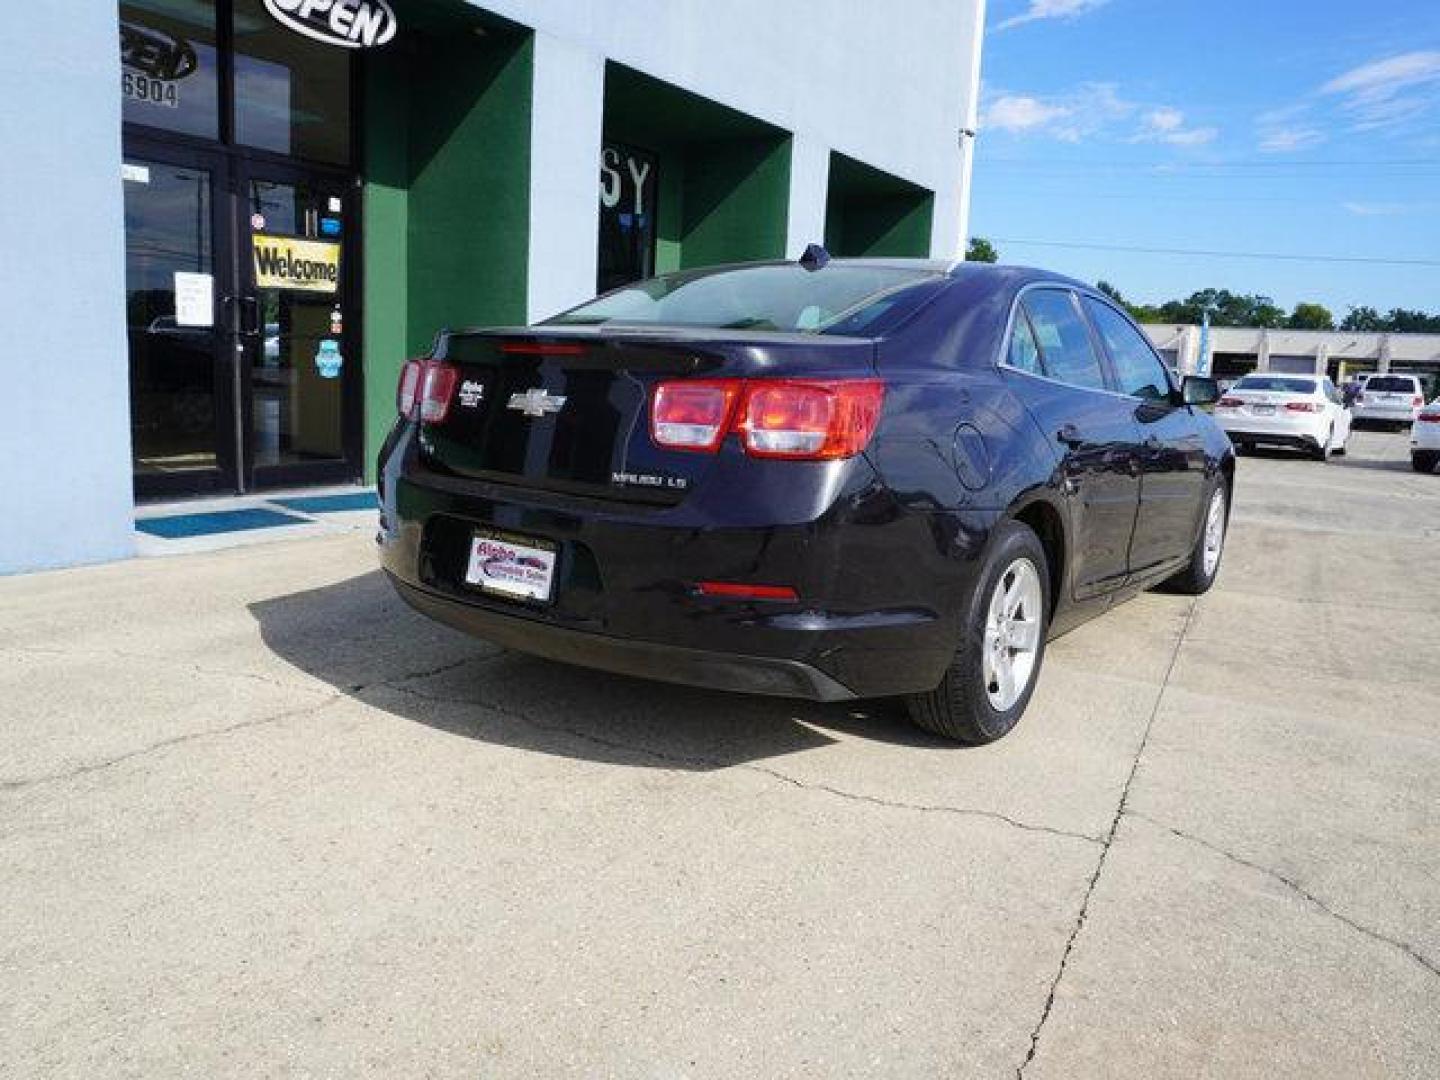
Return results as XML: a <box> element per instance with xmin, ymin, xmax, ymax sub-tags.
<box><xmin>0</xmin><ymin>0</ymin><xmax>985</xmax><ymax>573</ymax></box>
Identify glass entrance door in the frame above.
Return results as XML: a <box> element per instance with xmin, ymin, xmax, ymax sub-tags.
<box><xmin>239</xmin><ymin>163</ymin><xmax>356</xmax><ymax>488</ymax></box>
<box><xmin>124</xmin><ymin>146</ymin><xmax>236</xmax><ymax>496</ymax></box>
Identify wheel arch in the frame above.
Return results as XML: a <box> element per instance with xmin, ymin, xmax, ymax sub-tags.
<box><xmin>1007</xmin><ymin>493</ymin><xmax>1067</xmax><ymax>618</ymax></box>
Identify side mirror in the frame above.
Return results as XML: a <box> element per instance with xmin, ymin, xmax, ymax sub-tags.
<box><xmin>1182</xmin><ymin>376</ymin><xmax>1220</xmax><ymax>407</ymax></box>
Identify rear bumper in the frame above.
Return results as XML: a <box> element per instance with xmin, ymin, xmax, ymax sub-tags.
<box><xmin>388</xmin><ymin>573</ymin><xmax>857</xmax><ymax>700</ymax></box>
<box><xmin>1354</xmin><ymin>405</ymin><xmax>1417</xmax><ymax>423</ymax></box>
<box><xmin>377</xmin><ymin>425</ymin><xmax>986</xmax><ymax>700</ymax></box>
<box><xmin>1216</xmin><ymin>413</ymin><xmax>1326</xmax><ymax>448</ymax></box>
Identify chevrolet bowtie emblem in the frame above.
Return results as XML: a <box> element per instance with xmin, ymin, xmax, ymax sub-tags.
<box><xmin>506</xmin><ymin>388</ymin><xmax>567</xmax><ymax>417</ymax></box>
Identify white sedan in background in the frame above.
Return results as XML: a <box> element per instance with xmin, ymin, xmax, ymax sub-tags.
<box><xmin>1214</xmin><ymin>374</ymin><xmax>1352</xmax><ymax>461</ymax></box>
<box><xmin>1412</xmin><ymin>398</ymin><xmax>1440</xmax><ymax>473</ymax></box>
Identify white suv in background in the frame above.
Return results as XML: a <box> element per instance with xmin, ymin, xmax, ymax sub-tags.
<box><xmin>1214</xmin><ymin>374</ymin><xmax>1351</xmax><ymax>461</ymax></box>
<box><xmin>1354</xmin><ymin>374</ymin><xmax>1426</xmax><ymax>428</ymax></box>
<box><xmin>1411</xmin><ymin>397</ymin><xmax>1440</xmax><ymax>474</ymax></box>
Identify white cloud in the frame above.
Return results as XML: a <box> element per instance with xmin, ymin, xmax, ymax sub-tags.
<box><xmin>1320</xmin><ymin>50</ymin><xmax>1440</xmax><ymax>132</ymax></box>
<box><xmin>983</xmin><ymin>85</ymin><xmax>1217</xmax><ymax>146</ymax></box>
<box><xmin>1342</xmin><ymin>201</ymin><xmax>1424</xmax><ymax>217</ymax></box>
<box><xmin>1135</xmin><ymin>107</ymin><xmax>1217</xmax><ymax>146</ymax></box>
<box><xmin>1254</xmin><ymin>104</ymin><xmax>1327</xmax><ymax>153</ymax></box>
<box><xmin>982</xmin><ymin>82</ymin><xmax>1134</xmax><ymax>142</ymax></box>
<box><xmin>984</xmin><ymin>95</ymin><xmax>1075</xmax><ymax>134</ymax></box>
<box><xmin>994</xmin><ymin>0</ymin><xmax>1110</xmax><ymax>33</ymax></box>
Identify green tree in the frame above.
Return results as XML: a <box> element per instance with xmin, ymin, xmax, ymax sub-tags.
<box><xmin>1384</xmin><ymin>308</ymin><xmax>1440</xmax><ymax>333</ymax></box>
<box><xmin>1341</xmin><ymin>305</ymin><xmax>1384</xmax><ymax>331</ymax></box>
<box><xmin>965</xmin><ymin>237</ymin><xmax>999</xmax><ymax>263</ymax></box>
<box><xmin>1287</xmin><ymin>302</ymin><xmax>1335</xmax><ymax>330</ymax></box>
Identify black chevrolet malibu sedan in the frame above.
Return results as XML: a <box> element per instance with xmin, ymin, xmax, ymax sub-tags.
<box><xmin>377</xmin><ymin>257</ymin><xmax>1233</xmax><ymax>744</ymax></box>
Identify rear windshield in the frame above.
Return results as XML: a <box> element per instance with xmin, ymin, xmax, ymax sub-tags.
<box><xmin>1233</xmin><ymin>376</ymin><xmax>1316</xmax><ymax>394</ymax></box>
<box><xmin>544</xmin><ymin>264</ymin><xmax>938</xmax><ymax>335</ymax></box>
<box><xmin>1366</xmin><ymin>376</ymin><xmax>1418</xmax><ymax>392</ymax></box>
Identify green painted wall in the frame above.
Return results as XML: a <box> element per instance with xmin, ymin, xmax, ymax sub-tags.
<box><xmin>361</xmin><ymin>30</ymin><xmax>532</xmax><ymax>480</ymax></box>
<box><xmin>604</xmin><ymin>63</ymin><xmax>790</xmax><ymax>280</ymax></box>
<box><xmin>679</xmin><ymin>136</ymin><xmax>790</xmax><ymax>267</ymax></box>
<box><xmin>826</xmin><ymin>191</ymin><xmax>933</xmax><ymax>257</ymax></box>
<box><xmin>824</xmin><ymin>152</ymin><xmax>934</xmax><ymax>258</ymax></box>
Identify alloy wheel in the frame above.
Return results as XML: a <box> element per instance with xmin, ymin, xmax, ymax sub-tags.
<box><xmin>982</xmin><ymin>558</ymin><xmax>1043</xmax><ymax>712</ymax></box>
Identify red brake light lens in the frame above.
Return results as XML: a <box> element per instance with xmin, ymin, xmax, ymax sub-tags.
<box><xmin>651</xmin><ymin>380</ymin><xmax>742</xmax><ymax>452</ymax></box>
<box><xmin>1217</xmin><ymin>396</ymin><xmax>1243</xmax><ymax>408</ymax></box>
<box><xmin>1418</xmin><ymin>411</ymin><xmax>1440</xmax><ymax>423</ymax></box>
<box><xmin>739</xmin><ymin>380</ymin><xmax>885</xmax><ymax>460</ymax></box>
<box><xmin>649</xmin><ymin>378</ymin><xmax>886</xmax><ymax>460</ymax></box>
<box><xmin>1415</xmin><ymin>395</ymin><xmax>1426</xmax><ymax>407</ymax></box>
<box><xmin>396</xmin><ymin>359</ymin><xmax>424</xmax><ymax>419</ymax></box>
<box><xmin>1284</xmin><ymin>401</ymin><xmax>1322</xmax><ymax>413</ymax></box>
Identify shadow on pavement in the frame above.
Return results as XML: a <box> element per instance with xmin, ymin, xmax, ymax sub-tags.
<box><xmin>249</xmin><ymin>570</ymin><xmax>956</xmax><ymax>771</ymax></box>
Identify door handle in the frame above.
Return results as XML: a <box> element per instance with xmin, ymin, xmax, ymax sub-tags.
<box><xmin>223</xmin><ymin>294</ymin><xmax>260</xmax><ymax>336</ymax></box>
<box><xmin>1057</xmin><ymin>423</ymin><xmax>1083</xmax><ymax>447</ymax></box>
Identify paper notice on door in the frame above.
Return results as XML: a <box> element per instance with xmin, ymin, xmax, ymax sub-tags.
<box><xmin>174</xmin><ymin>272</ymin><xmax>214</xmax><ymax>328</ymax></box>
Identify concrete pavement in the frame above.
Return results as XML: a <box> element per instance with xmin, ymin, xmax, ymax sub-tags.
<box><xmin>2</xmin><ymin>429</ymin><xmax>1437</xmax><ymax>1078</ymax></box>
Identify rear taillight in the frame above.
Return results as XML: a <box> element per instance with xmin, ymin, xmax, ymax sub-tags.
<box><xmin>650</xmin><ymin>378</ymin><xmax>885</xmax><ymax>461</ymax></box>
<box><xmin>1217</xmin><ymin>396</ymin><xmax>1243</xmax><ymax>408</ymax></box>
<box><xmin>651</xmin><ymin>380</ymin><xmax>742</xmax><ymax>453</ymax></box>
<box><xmin>396</xmin><ymin>359</ymin><xmax>459</xmax><ymax>424</ymax></box>
<box><xmin>1414</xmin><ymin>395</ymin><xmax>1426</xmax><ymax>407</ymax></box>
<box><xmin>1284</xmin><ymin>401</ymin><xmax>1322</xmax><ymax>413</ymax></box>
<box><xmin>1417</xmin><ymin>411</ymin><xmax>1440</xmax><ymax>423</ymax></box>
<box><xmin>739</xmin><ymin>380</ymin><xmax>886</xmax><ymax>459</ymax></box>
<box><xmin>396</xmin><ymin>359</ymin><xmax>424</xmax><ymax>419</ymax></box>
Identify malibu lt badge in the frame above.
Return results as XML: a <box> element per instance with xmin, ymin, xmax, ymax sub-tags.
<box><xmin>507</xmin><ymin>388</ymin><xmax>566</xmax><ymax>418</ymax></box>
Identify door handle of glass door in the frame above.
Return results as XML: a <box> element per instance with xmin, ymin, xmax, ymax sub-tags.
<box><xmin>222</xmin><ymin>294</ymin><xmax>260</xmax><ymax>336</ymax></box>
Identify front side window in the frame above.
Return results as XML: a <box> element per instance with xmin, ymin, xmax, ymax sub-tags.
<box><xmin>1084</xmin><ymin>297</ymin><xmax>1172</xmax><ymax>401</ymax></box>
<box><xmin>1020</xmin><ymin>290</ymin><xmax>1107</xmax><ymax>391</ymax></box>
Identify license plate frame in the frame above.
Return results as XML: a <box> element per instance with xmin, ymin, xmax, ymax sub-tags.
<box><xmin>464</xmin><ymin>528</ymin><xmax>558</xmax><ymax>603</ymax></box>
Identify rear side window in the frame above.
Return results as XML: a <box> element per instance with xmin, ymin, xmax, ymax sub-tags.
<box><xmin>1007</xmin><ymin>314</ymin><xmax>1045</xmax><ymax>376</ymax></box>
<box><xmin>1020</xmin><ymin>290</ymin><xmax>1107</xmax><ymax>391</ymax></box>
<box><xmin>1083</xmin><ymin>297</ymin><xmax>1172</xmax><ymax>402</ymax></box>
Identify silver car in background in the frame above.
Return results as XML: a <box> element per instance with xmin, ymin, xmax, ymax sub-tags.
<box><xmin>1214</xmin><ymin>374</ymin><xmax>1352</xmax><ymax>461</ymax></box>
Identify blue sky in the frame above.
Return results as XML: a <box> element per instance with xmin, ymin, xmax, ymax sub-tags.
<box><xmin>971</xmin><ymin>0</ymin><xmax>1440</xmax><ymax>316</ymax></box>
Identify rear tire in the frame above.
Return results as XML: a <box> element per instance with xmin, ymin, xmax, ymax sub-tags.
<box><xmin>1309</xmin><ymin>429</ymin><xmax>1331</xmax><ymax>461</ymax></box>
<box><xmin>1163</xmin><ymin>478</ymin><xmax>1228</xmax><ymax>596</ymax></box>
<box><xmin>906</xmin><ymin>521</ymin><xmax>1050</xmax><ymax>745</ymax></box>
<box><xmin>1413</xmin><ymin>451</ymin><xmax>1439</xmax><ymax>474</ymax></box>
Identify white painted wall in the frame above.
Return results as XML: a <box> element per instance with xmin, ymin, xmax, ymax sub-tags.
<box><xmin>482</xmin><ymin>0</ymin><xmax>985</xmax><ymax>276</ymax></box>
<box><xmin>526</xmin><ymin>33</ymin><xmax>606</xmax><ymax>322</ymax></box>
<box><xmin>0</xmin><ymin>0</ymin><xmax>134</xmax><ymax>573</ymax></box>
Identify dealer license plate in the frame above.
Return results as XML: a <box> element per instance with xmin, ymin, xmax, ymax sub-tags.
<box><xmin>464</xmin><ymin>529</ymin><xmax>557</xmax><ymax>602</ymax></box>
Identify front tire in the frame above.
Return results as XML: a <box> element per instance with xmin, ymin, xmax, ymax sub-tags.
<box><xmin>906</xmin><ymin>521</ymin><xmax>1050</xmax><ymax>745</ymax></box>
<box><xmin>1164</xmin><ymin>479</ymin><xmax>1228</xmax><ymax>595</ymax></box>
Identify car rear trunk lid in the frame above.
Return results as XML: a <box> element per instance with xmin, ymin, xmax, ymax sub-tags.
<box><xmin>417</xmin><ymin>327</ymin><xmax>875</xmax><ymax>505</ymax></box>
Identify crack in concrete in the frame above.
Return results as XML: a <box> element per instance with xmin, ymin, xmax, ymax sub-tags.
<box><xmin>0</xmin><ymin>694</ymin><xmax>345</xmax><ymax>794</ymax></box>
<box><xmin>1016</xmin><ymin>597</ymin><xmax>1199</xmax><ymax>1079</ymax></box>
<box><xmin>379</xmin><ymin>678</ymin><xmax>1100</xmax><ymax>844</ymax></box>
<box><xmin>5</xmin><ymin>644</ymin><xmax>331</xmax><ymax>698</ymax></box>
<box><xmin>1132</xmin><ymin>813</ymin><xmax>1439</xmax><ymax>980</ymax></box>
